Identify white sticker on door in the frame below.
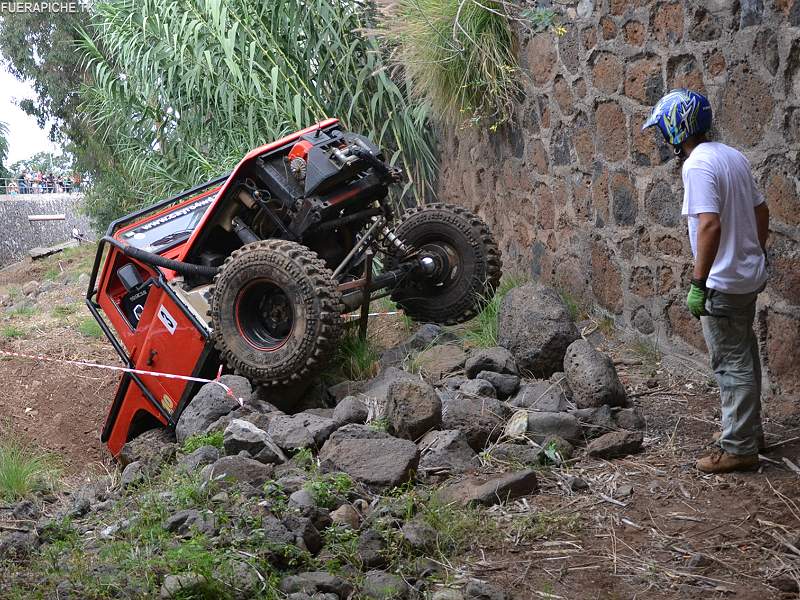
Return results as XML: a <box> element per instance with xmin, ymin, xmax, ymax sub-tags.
<box><xmin>158</xmin><ymin>305</ymin><xmax>177</xmax><ymax>334</ymax></box>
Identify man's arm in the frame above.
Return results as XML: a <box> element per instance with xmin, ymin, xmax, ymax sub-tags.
<box><xmin>693</xmin><ymin>212</ymin><xmax>721</xmax><ymax>280</ymax></box>
<box><xmin>754</xmin><ymin>202</ymin><xmax>769</xmax><ymax>252</ymax></box>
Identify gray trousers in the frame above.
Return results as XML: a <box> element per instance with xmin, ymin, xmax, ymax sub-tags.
<box><xmin>701</xmin><ymin>288</ymin><xmax>763</xmax><ymax>456</ymax></box>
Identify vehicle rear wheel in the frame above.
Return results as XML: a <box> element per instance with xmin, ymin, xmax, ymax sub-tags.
<box><xmin>209</xmin><ymin>240</ymin><xmax>343</xmax><ymax>386</ymax></box>
<box><xmin>388</xmin><ymin>203</ymin><xmax>502</xmax><ymax>325</ymax></box>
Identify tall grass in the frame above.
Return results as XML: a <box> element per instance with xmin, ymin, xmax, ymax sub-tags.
<box><xmin>332</xmin><ymin>330</ymin><xmax>380</xmax><ymax>381</ymax></box>
<box><xmin>379</xmin><ymin>0</ymin><xmax>521</xmax><ymax>128</ymax></box>
<box><xmin>0</xmin><ymin>436</ymin><xmax>59</xmax><ymax>501</ymax></box>
<box><xmin>463</xmin><ymin>275</ymin><xmax>527</xmax><ymax>347</ymax></box>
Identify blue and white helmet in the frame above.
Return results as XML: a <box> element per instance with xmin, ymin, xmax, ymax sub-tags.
<box><xmin>642</xmin><ymin>89</ymin><xmax>712</xmax><ymax>147</ymax></box>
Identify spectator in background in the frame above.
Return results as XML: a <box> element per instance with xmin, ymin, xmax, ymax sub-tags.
<box><xmin>18</xmin><ymin>172</ymin><xmax>27</xmax><ymax>194</ymax></box>
<box><xmin>7</xmin><ymin>180</ymin><xmax>18</xmax><ymax>195</ymax></box>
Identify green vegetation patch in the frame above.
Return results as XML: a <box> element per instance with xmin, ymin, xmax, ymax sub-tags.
<box><xmin>181</xmin><ymin>431</ymin><xmax>224</xmax><ymax>454</ymax></box>
<box><xmin>0</xmin><ymin>436</ymin><xmax>59</xmax><ymax>501</ymax></box>
<box><xmin>463</xmin><ymin>275</ymin><xmax>527</xmax><ymax>347</ymax></box>
<box><xmin>77</xmin><ymin>317</ymin><xmax>103</xmax><ymax>338</ymax></box>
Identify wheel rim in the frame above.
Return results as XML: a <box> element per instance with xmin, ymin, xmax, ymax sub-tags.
<box><xmin>234</xmin><ymin>279</ymin><xmax>294</xmax><ymax>351</ymax></box>
<box><xmin>419</xmin><ymin>242</ymin><xmax>461</xmax><ymax>287</ymax></box>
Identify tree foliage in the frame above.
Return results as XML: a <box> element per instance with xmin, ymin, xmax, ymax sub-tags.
<box><xmin>0</xmin><ymin>121</ymin><xmax>8</xmax><ymax>179</ymax></box>
<box><xmin>79</xmin><ymin>0</ymin><xmax>437</xmax><ymax>228</ymax></box>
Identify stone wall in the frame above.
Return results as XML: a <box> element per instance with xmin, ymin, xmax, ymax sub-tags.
<box><xmin>0</xmin><ymin>195</ymin><xmax>94</xmax><ymax>267</ymax></box>
<box><xmin>437</xmin><ymin>0</ymin><xmax>800</xmax><ymax>398</ymax></box>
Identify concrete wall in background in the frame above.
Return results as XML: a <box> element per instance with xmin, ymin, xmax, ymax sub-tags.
<box><xmin>437</xmin><ymin>1</ymin><xmax>800</xmax><ymax>398</ymax></box>
<box><xmin>0</xmin><ymin>195</ymin><xmax>94</xmax><ymax>267</ymax></box>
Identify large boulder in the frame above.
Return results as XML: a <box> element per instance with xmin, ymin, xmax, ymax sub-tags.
<box><xmin>526</xmin><ymin>412</ymin><xmax>582</xmax><ymax>444</ymax></box>
<box><xmin>509</xmin><ymin>381</ymin><xmax>569</xmax><ymax>412</ymax></box>
<box><xmin>279</xmin><ymin>571</ymin><xmax>353</xmax><ymax>597</ymax></box>
<box><xmin>203</xmin><ymin>455</ymin><xmax>273</xmax><ymax>488</ymax></box>
<box><xmin>464</xmin><ymin>347</ymin><xmax>519</xmax><ymax>378</ymax></box>
<box><xmin>418</xmin><ymin>430</ymin><xmax>478</xmax><ymax>475</ymax></box>
<box><xmin>587</xmin><ymin>430</ymin><xmax>643</xmax><ymax>459</ymax></box>
<box><xmin>223</xmin><ymin>419</ymin><xmax>286</xmax><ymax>464</ymax></box>
<box><xmin>385</xmin><ymin>379</ymin><xmax>442</xmax><ymax>440</ymax></box>
<box><xmin>332</xmin><ymin>396</ymin><xmax>369</xmax><ymax>425</ymax></box>
<box><xmin>118</xmin><ymin>427</ymin><xmax>176</xmax><ymax>468</ymax></box>
<box><xmin>563</xmin><ymin>339</ymin><xmax>626</xmax><ymax>408</ymax></box>
<box><xmin>176</xmin><ymin>376</ymin><xmax>252</xmax><ymax>443</ymax></box>
<box><xmin>358</xmin><ymin>367</ymin><xmax>419</xmax><ymax>418</ymax></box>
<box><xmin>267</xmin><ymin>413</ymin><xmax>339</xmax><ymax>452</ymax></box>
<box><xmin>439</xmin><ymin>390</ymin><xmax>507</xmax><ymax>451</ymax></box>
<box><xmin>475</xmin><ymin>371</ymin><xmax>520</xmax><ymax>399</ymax></box>
<box><xmin>318</xmin><ymin>425</ymin><xmax>419</xmax><ymax>490</ymax></box>
<box><xmin>438</xmin><ymin>470</ymin><xmax>539</xmax><ymax>506</ymax></box>
<box><xmin>497</xmin><ymin>284</ymin><xmax>580</xmax><ymax>378</ymax></box>
<box><xmin>177</xmin><ymin>446</ymin><xmax>220</xmax><ymax>473</ymax></box>
<box><xmin>362</xmin><ymin>570</ymin><xmax>410</xmax><ymax>599</ymax></box>
<box><xmin>415</xmin><ymin>345</ymin><xmax>467</xmax><ymax>380</ymax></box>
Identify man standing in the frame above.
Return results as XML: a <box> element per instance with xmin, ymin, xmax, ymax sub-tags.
<box><xmin>643</xmin><ymin>89</ymin><xmax>770</xmax><ymax>474</ymax></box>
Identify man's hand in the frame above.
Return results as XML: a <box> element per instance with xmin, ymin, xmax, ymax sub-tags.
<box><xmin>687</xmin><ymin>278</ymin><xmax>708</xmax><ymax>318</ymax></box>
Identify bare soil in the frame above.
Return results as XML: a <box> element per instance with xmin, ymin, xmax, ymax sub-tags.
<box><xmin>459</xmin><ymin>334</ymin><xmax>800</xmax><ymax>599</ymax></box>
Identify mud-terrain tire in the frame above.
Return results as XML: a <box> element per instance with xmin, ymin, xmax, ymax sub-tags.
<box><xmin>388</xmin><ymin>203</ymin><xmax>502</xmax><ymax>325</ymax></box>
<box><xmin>209</xmin><ymin>240</ymin><xmax>343</xmax><ymax>386</ymax></box>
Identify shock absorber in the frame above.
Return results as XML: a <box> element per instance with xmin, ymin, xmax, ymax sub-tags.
<box><xmin>374</xmin><ymin>216</ymin><xmax>411</xmax><ymax>255</ymax></box>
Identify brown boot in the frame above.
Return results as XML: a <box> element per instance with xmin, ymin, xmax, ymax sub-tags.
<box><xmin>711</xmin><ymin>431</ymin><xmax>767</xmax><ymax>451</ymax></box>
<box><xmin>696</xmin><ymin>449</ymin><xmax>759</xmax><ymax>473</ymax></box>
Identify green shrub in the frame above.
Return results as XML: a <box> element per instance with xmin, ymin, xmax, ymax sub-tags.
<box><xmin>463</xmin><ymin>275</ymin><xmax>527</xmax><ymax>347</ymax></box>
<box><xmin>0</xmin><ymin>436</ymin><xmax>59</xmax><ymax>501</ymax></box>
<box><xmin>181</xmin><ymin>431</ymin><xmax>224</xmax><ymax>454</ymax></box>
<box><xmin>331</xmin><ymin>331</ymin><xmax>379</xmax><ymax>381</ymax></box>
<box><xmin>9</xmin><ymin>305</ymin><xmax>38</xmax><ymax>318</ymax></box>
<box><xmin>381</xmin><ymin>0</ymin><xmax>521</xmax><ymax>128</ymax></box>
<box><xmin>2</xmin><ymin>325</ymin><xmax>25</xmax><ymax>339</ymax></box>
<box><xmin>77</xmin><ymin>317</ymin><xmax>103</xmax><ymax>338</ymax></box>
<box><xmin>53</xmin><ymin>305</ymin><xmax>78</xmax><ymax>318</ymax></box>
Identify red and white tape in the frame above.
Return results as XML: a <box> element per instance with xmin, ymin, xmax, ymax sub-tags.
<box><xmin>0</xmin><ymin>348</ymin><xmax>243</xmax><ymax>406</ymax></box>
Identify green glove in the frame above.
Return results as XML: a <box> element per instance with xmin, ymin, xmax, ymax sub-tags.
<box><xmin>686</xmin><ymin>279</ymin><xmax>708</xmax><ymax>319</ymax></box>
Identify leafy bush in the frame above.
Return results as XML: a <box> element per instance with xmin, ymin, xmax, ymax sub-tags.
<box><xmin>181</xmin><ymin>430</ymin><xmax>224</xmax><ymax>454</ymax></box>
<box><xmin>463</xmin><ymin>275</ymin><xmax>527</xmax><ymax>347</ymax></box>
<box><xmin>380</xmin><ymin>0</ymin><xmax>521</xmax><ymax>128</ymax></box>
<box><xmin>0</xmin><ymin>436</ymin><xmax>59</xmax><ymax>501</ymax></box>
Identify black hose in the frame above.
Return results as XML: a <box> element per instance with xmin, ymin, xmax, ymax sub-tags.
<box><xmin>105</xmin><ymin>236</ymin><xmax>219</xmax><ymax>278</ymax></box>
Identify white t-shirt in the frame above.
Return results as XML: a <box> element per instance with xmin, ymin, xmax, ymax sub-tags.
<box><xmin>681</xmin><ymin>142</ymin><xmax>767</xmax><ymax>294</ymax></box>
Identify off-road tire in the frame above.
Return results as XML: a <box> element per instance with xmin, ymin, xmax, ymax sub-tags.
<box><xmin>388</xmin><ymin>203</ymin><xmax>502</xmax><ymax>325</ymax></box>
<box><xmin>209</xmin><ymin>240</ymin><xmax>343</xmax><ymax>387</ymax></box>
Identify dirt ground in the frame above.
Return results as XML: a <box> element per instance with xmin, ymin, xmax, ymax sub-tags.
<box><xmin>461</xmin><ymin>335</ymin><xmax>800</xmax><ymax>599</ymax></box>
<box><xmin>2</xmin><ymin>247</ymin><xmax>799</xmax><ymax>598</ymax></box>
<box><xmin>0</xmin><ymin>246</ymin><xmax>119</xmax><ymax>478</ymax></box>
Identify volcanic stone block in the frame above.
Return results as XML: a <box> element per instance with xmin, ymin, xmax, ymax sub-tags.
<box><xmin>564</xmin><ymin>339</ymin><xmax>627</xmax><ymax>408</ymax></box>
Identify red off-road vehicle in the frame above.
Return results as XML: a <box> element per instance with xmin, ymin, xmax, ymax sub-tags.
<box><xmin>87</xmin><ymin>120</ymin><xmax>501</xmax><ymax>456</ymax></box>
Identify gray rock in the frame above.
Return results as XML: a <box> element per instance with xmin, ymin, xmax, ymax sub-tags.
<box><xmin>204</xmin><ymin>455</ymin><xmax>273</xmax><ymax>488</ymax></box>
<box><xmin>418</xmin><ymin>429</ymin><xmax>478</xmax><ymax>474</ymax></box>
<box><xmin>549</xmin><ymin>372</ymin><xmax>573</xmax><ymax>399</ymax></box>
<box><xmin>176</xmin><ymin>376</ymin><xmax>252</xmax><ymax>443</ymax></box>
<box><xmin>438</xmin><ymin>470</ymin><xmax>539</xmax><ymax>506</ymax></box>
<box><xmin>279</xmin><ymin>571</ymin><xmax>353</xmax><ymax>597</ymax></box>
<box><xmin>475</xmin><ymin>371</ymin><xmax>520</xmax><ymax>399</ymax></box>
<box><xmin>333</xmin><ymin>396</ymin><xmax>369</xmax><ymax>425</ymax></box>
<box><xmin>415</xmin><ymin>345</ymin><xmax>467</xmax><ymax>380</ymax></box>
<box><xmin>318</xmin><ymin>425</ymin><xmax>419</xmax><ymax>490</ymax></box>
<box><xmin>527</xmin><ymin>412</ymin><xmax>582</xmax><ymax>444</ymax></box>
<box><xmin>432</xmin><ymin>590</ymin><xmax>465</xmax><ymax>600</ymax></box>
<box><xmin>459</xmin><ymin>378</ymin><xmax>497</xmax><ymax>399</ymax></box>
<box><xmin>573</xmin><ymin>405</ymin><xmax>617</xmax><ymax>439</ymax></box>
<box><xmin>177</xmin><ymin>445</ymin><xmax>220</xmax><ymax>473</ymax></box>
<box><xmin>380</xmin><ymin>324</ymin><xmax>457</xmax><ymax>367</ymax></box>
<box><xmin>386</xmin><ymin>379</ymin><xmax>442</xmax><ymax>440</ymax></box>
<box><xmin>465</xmin><ymin>346</ymin><xmax>519</xmax><ymax>378</ymax></box>
<box><xmin>509</xmin><ymin>381</ymin><xmax>568</xmax><ymax>412</ymax></box>
<box><xmin>563</xmin><ymin>339</ymin><xmax>626</xmax><ymax>408</ymax></box>
<box><xmin>328</xmin><ymin>380</ymin><xmax>366</xmax><ymax>404</ymax></box>
<box><xmin>587</xmin><ymin>430</ymin><xmax>644</xmax><ymax>459</ymax></box>
<box><xmin>163</xmin><ymin>509</ymin><xmax>217</xmax><ymax>537</ymax></box>
<box><xmin>120</xmin><ymin>461</ymin><xmax>146</xmax><ymax>488</ymax></box>
<box><xmin>267</xmin><ymin>413</ymin><xmax>338</xmax><ymax>452</ymax></box>
<box><xmin>615</xmin><ymin>408</ymin><xmax>645</xmax><ymax>431</ymax></box>
<box><xmin>330</xmin><ymin>504</ymin><xmax>360</xmax><ymax>529</ymax></box>
<box><xmin>0</xmin><ymin>530</ymin><xmax>38</xmax><ymax>559</ymax></box>
<box><xmin>21</xmin><ymin>280</ymin><xmax>39</xmax><ymax>296</ymax></box>
<box><xmin>359</xmin><ymin>367</ymin><xmax>419</xmax><ymax>416</ymax></box>
<box><xmin>358</xmin><ymin>529</ymin><xmax>387</xmax><ymax>568</ymax></box>
<box><xmin>362</xmin><ymin>570</ymin><xmax>409</xmax><ymax>599</ymax></box>
<box><xmin>465</xmin><ymin>580</ymin><xmax>510</xmax><ymax>600</ymax></box>
<box><xmin>118</xmin><ymin>427</ymin><xmax>176</xmax><ymax>468</ymax></box>
<box><xmin>224</xmin><ymin>419</ymin><xmax>286</xmax><ymax>464</ymax></box>
<box><xmin>401</xmin><ymin>519</ymin><xmax>438</xmax><ymax>551</ymax></box>
<box><xmin>282</xmin><ymin>514</ymin><xmax>323</xmax><ymax>554</ymax></box>
<box><xmin>576</xmin><ymin>0</ymin><xmax>594</xmax><ymax>19</ymax></box>
<box><xmin>566</xmin><ymin>476</ymin><xmax>589</xmax><ymax>492</ymax></box>
<box><xmin>289</xmin><ymin>489</ymin><xmax>317</xmax><ymax>509</ymax></box>
<box><xmin>497</xmin><ymin>284</ymin><xmax>580</xmax><ymax>378</ymax></box>
<box><xmin>160</xmin><ymin>573</ymin><xmax>207</xmax><ymax>598</ymax></box>
<box><xmin>439</xmin><ymin>390</ymin><xmax>507</xmax><ymax>451</ymax></box>
<box><xmin>488</xmin><ymin>443</ymin><xmax>541</xmax><ymax>466</ymax></box>
<box><xmin>539</xmin><ymin>435</ymin><xmax>574</xmax><ymax>463</ymax></box>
